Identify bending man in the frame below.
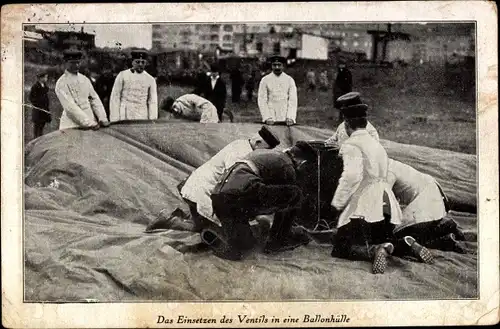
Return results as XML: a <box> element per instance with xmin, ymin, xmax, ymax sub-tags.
<box><xmin>208</xmin><ymin>142</ymin><xmax>317</xmax><ymax>260</ymax></box>
<box><xmin>145</xmin><ymin>126</ymin><xmax>281</xmax><ymax>232</ymax></box>
<box><xmin>161</xmin><ymin>94</ymin><xmax>219</xmax><ymax>123</ymax></box>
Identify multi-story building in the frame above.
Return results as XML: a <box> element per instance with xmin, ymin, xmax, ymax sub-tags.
<box><xmin>152</xmin><ymin>23</ymin><xmax>474</xmax><ymax>66</ymax></box>
<box><xmin>152</xmin><ymin>24</ymin><xmax>241</xmax><ymax>52</ymax></box>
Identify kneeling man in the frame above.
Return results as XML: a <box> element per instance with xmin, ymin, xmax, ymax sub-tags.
<box><xmin>330</xmin><ymin>98</ymin><xmax>405</xmax><ymax>274</ymax></box>
<box><xmin>208</xmin><ymin>142</ymin><xmax>317</xmax><ymax>260</ymax></box>
<box><xmin>388</xmin><ymin>159</ymin><xmax>467</xmax><ymax>253</ymax></box>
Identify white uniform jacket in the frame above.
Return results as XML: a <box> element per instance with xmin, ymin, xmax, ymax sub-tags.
<box><xmin>109</xmin><ymin>69</ymin><xmax>158</xmax><ymax>122</ymax></box>
<box><xmin>181</xmin><ymin>139</ymin><xmax>254</xmax><ymax>221</ymax></box>
<box><xmin>387</xmin><ymin>159</ymin><xmax>448</xmax><ymax>230</ymax></box>
<box><xmin>332</xmin><ymin>130</ymin><xmax>403</xmax><ymax>228</ymax></box>
<box><xmin>257</xmin><ymin>72</ymin><xmax>298</xmax><ymax>123</ymax></box>
<box><xmin>325</xmin><ymin>121</ymin><xmax>380</xmax><ymax>147</ymax></box>
<box><xmin>55</xmin><ymin>71</ymin><xmax>108</xmax><ymax>130</ymax></box>
<box><xmin>173</xmin><ymin>94</ymin><xmax>219</xmax><ymax>123</ymax></box>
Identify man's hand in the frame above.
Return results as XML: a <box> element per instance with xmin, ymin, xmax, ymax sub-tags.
<box><xmin>265</xmin><ymin>119</ymin><xmax>275</xmax><ymax>125</ymax></box>
<box><xmin>285</xmin><ymin>118</ymin><xmax>294</xmax><ymax>126</ymax></box>
<box><xmin>99</xmin><ymin>120</ymin><xmax>110</xmax><ymax>128</ymax></box>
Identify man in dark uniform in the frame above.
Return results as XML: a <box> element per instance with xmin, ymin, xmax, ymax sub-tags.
<box><xmin>94</xmin><ymin>63</ymin><xmax>116</xmax><ymax>121</ymax></box>
<box><xmin>208</xmin><ymin>141</ymin><xmax>317</xmax><ymax>260</ymax></box>
<box><xmin>230</xmin><ymin>64</ymin><xmax>245</xmax><ymax>103</ymax></box>
<box><xmin>196</xmin><ymin>63</ymin><xmax>232</xmax><ymax>122</ymax></box>
<box><xmin>333</xmin><ymin>59</ymin><xmax>353</xmax><ymax>122</ymax></box>
<box><xmin>29</xmin><ymin>71</ymin><xmax>51</xmax><ymax>138</ymax></box>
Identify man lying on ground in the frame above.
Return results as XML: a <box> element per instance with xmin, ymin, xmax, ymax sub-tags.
<box><xmin>161</xmin><ymin>94</ymin><xmax>220</xmax><ymax>123</ymax></box>
<box><xmin>206</xmin><ymin>141</ymin><xmax>317</xmax><ymax>260</ymax></box>
<box><xmin>145</xmin><ymin>126</ymin><xmax>281</xmax><ymax>233</ymax></box>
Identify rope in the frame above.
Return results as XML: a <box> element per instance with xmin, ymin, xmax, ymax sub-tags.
<box><xmin>3</xmin><ymin>99</ymin><xmax>52</xmax><ymax>115</ymax></box>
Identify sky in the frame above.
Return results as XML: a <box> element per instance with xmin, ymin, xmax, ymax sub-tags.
<box><xmin>35</xmin><ymin>24</ymin><xmax>153</xmax><ymax>49</ymax></box>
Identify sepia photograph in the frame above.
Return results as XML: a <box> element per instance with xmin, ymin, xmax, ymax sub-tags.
<box><xmin>2</xmin><ymin>2</ymin><xmax>498</xmax><ymax>328</ymax></box>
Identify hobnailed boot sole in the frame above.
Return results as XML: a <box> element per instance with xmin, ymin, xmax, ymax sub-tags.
<box><xmin>405</xmin><ymin>236</ymin><xmax>434</xmax><ymax>264</ymax></box>
<box><xmin>372</xmin><ymin>243</ymin><xmax>394</xmax><ymax>274</ymax></box>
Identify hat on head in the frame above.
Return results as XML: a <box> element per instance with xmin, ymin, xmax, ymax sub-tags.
<box><xmin>258</xmin><ymin>126</ymin><xmax>280</xmax><ymax>148</ymax></box>
<box><xmin>37</xmin><ymin>70</ymin><xmax>49</xmax><ymax>78</ymax></box>
<box><xmin>288</xmin><ymin>141</ymin><xmax>318</xmax><ymax>164</ymax></box>
<box><xmin>209</xmin><ymin>63</ymin><xmax>220</xmax><ymax>72</ymax></box>
<box><xmin>336</xmin><ymin>92</ymin><xmax>368</xmax><ymax>118</ymax></box>
<box><xmin>269</xmin><ymin>55</ymin><xmax>286</xmax><ymax>64</ymax></box>
<box><xmin>131</xmin><ymin>49</ymin><xmax>148</xmax><ymax>60</ymax></box>
<box><xmin>63</xmin><ymin>49</ymin><xmax>83</xmax><ymax>61</ymax></box>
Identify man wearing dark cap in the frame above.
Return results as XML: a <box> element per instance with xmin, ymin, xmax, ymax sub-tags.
<box><xmin>196</xmin><ymin>63</ymin><xmax>230</xmax><ymax>122</ymax></box>
<box><xmin>206</xmin><ymin>141</ymin><xmax>316</xmax><ymax>260</ymax></box>
<box><xmin>325</xmin><ymin>92</ymin><xmax>379</xmax><ymax>147</ymax></box>
<box><xmin>146</xmin><ymin>126</ymin><xmax>281</xmax><ymax>233</ymax></box>
<box><xmin>55</xmin><ymin>49</ymin><xmax>109</xmax><ymax>130</ymax></box>
<box><xmin>109</xmin><ymin>49</ymin><xmax>158</xmax><ymax>122</ymax></box>
<box><xmin>29</xmin><ymin>71</ymin><xmax>51</xmax><ymax>138</ymax></box>
<box><xmin>258</xmin><ymin>55</ymin><xmax>298</xmax><ymax>126</ymax></box>
<box><xmin>329</xmin><ymin>98</ymin><xmax>405</xmax><ymax>274</ymax></box>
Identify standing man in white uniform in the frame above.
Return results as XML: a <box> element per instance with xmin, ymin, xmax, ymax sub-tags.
<box><xmin>325</xmin><ymin>92</ymin><xmax>379</xmax><ymax>147</ymax></box>
<box><xmin>109</xmin><ymin>49</ymin><xmax>158</xmax><ymax>122</ymax></box>
<box><xmin>145</xmin><ymin>126</ymin><xmax>281</xmax><ymax>233</ymax></box>
<box><xmin>55</xmin><ymin>49</ymin><xmax>110</xmax><ymax>130</ymax></box>
<box><xmin>258</xmin><ymin>55</ymin><xmax>298</xmax><ymax>126</ymax></box>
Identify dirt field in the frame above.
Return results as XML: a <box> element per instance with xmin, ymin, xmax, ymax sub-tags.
<box><xmin>23</xmin><ymin>62</ymin><xmax>476</xmax><ymax>154</ymax></box>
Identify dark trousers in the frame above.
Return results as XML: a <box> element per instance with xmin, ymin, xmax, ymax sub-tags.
<box><xmin>232</xmin><ymin>86</ymin><xmax>242</xmax><ymax>103</ymax></box>
<box><xmin>393</xmin><ymin>217</ymin><xmax>463</xmax><ymax>244</ymax></box>
<box><xmin>216</xmin><ymin>107</ymin><xmax>224</xmax><ymax>122</ymax></box>
<box><xmin>33</xmin><ymin>122</ymin><xmax>46</xmax><ymax>138</ymax></box>
<box><xmin>332</xmin><ymin>217</ymin><xmax>463</xmax><ymax>260</ymax></box>
<box><xmin>212</xmin><ymin>189</ymin><xmax>303</xmax><ymax>251</ymax></box>
<box><xmin>246</xmin><ymin>87</ymin><xmax>254</xmax><ymax>101</ymax></box>
<box><xmin>331</xmin><ymin>217</ymin><xmax>395</xmax><ymax>260</ymax></box>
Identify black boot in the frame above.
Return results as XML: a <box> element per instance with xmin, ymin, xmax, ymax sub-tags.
<box><xmin>264</xmin><ymin>211</ymin><xmax>310</xmax><ymax>254</ymax></box>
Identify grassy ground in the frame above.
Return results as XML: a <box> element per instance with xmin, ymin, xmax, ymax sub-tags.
<box><xmin>23</xmin><ymin>62</ymin><xmax>476</xmax><ymax>154</ymax></box>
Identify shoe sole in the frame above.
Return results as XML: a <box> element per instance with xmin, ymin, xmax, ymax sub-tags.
<box><xmin>372</xmin><ymin>249</ymin><xmax>388</xmax><ymax>274</ymax></box>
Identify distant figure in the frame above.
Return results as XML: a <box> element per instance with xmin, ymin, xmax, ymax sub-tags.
<box><xmin>319</xmin><ymin>70</ymin><xmax>329</xmax><ymax>91</ymax></box>
<box><xmin>230</xmin><ymin>66</ymin><xmax>245</xmax><ymax>103</ymax></box>
<box><xmin>161</xmin><ymin>94</ymin><xmax>219</xmax><ymax>123</ymax></box>
<box><xmin>109</xmin><ymin>49</ymin><xmax>158</xmax><ymax>122</ymax></box>
<box><xmin>55</xmin><ymin>49</ymin><xmax>109</xmax><ymax>130</ymax></box>
<box><xmin>245</xmin><ymin>69</ymin><xmax>256</xmax><ymax>102</ymax></box>
<box><xmin>94</xmin><ymin>63</ymin><xmax>116</xmax><ymax>121</ymax></box>
<box><xmin>333</xmin><ymin>59</ymin><xmax>353</xmax><ymax>121</ymax></box>
<box><xmin>257</xmin><ymin>55</ymin><xmax>298</xmax><ymax>126</ymax></box>
<box><xmin>306</xmin><ymin>69</ymin><xmax>316</xmax><ymax>91</ymax></box>
<box><xmin>29</xmin><ymin>71</ymin><xmax>51</xmax><ymax>138</ymax></box>
<box><xmin>197</xmin><ymin>63</ymin><xmax>231</xmax><ymax>122</ymax></box>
